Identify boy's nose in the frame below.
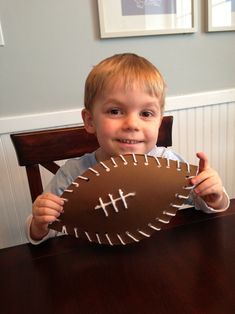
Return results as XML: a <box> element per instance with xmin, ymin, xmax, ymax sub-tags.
<box><xmin>123</xmin><ymin>114</ymin><xmax>140</xmax><ymax>131</ymax></box>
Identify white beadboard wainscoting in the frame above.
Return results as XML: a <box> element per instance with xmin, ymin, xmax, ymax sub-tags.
<box><xmin>0</xmin><ymin>89</ymin><xmax>235</xmax><ymax>249</ymax></box>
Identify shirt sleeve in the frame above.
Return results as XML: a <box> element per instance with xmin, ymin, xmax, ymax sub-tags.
<box><xmin>44</xmin><ymin>152</ymin><xmax>98</xmax><ymax>196</ymax></box>
<box><xmin>189</xmin><ymin>188</ymin><xmax>230</xmax><ymax>213</ymax></box>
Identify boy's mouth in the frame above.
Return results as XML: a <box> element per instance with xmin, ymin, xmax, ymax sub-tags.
<box><xmin>117</xmin><ymin>139</ymin><xmax>143</xmax><ymax>145</ymax></box>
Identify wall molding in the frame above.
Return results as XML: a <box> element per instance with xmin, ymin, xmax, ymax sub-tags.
<box><xmin>1</xmin><ymin>88</ymin><xmax>235</xmax><ymax>134</ymax></box>
<box><xmin>0</xmin><ymin>109</ymin><xmax>83</xmax><ymax>134</ymax></box>
<box><xmin>166</xmin><ymin>88</ymin><xmax>235</xmax><ymax>111</ymax></box>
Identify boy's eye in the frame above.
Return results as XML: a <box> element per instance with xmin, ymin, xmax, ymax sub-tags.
<box><xmin>141</xmin><ymin>111</ymin><xmax>153</xmax><ymax>118</ymax></box>
<box><xmin>108</xmin><ymin>108</ymin><xmax>122</xmax><ymax>115</ymax></box>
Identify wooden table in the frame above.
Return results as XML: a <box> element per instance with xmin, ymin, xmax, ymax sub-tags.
<box><xmin>1</xmin><ymin>200</ymin><xmax>235</xmax><ymax>314</ymax></box>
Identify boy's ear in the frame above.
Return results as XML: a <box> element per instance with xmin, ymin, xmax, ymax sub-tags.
<box><xmin>82</xmin><ymin>109</ymin><xmax>96</xmax><ymax>134</ymax></box>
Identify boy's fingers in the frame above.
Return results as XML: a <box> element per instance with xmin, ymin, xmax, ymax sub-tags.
<box><xmin>33</xmin><ymin>214</ymin><xmax>60</xmax><ymax>225</ymax></box>
<box><xmin>196</xmin><ymin>151</ymin><xmax>210</xmax><ymax>173</ymax></box>
<box><xmin>38</xmin><ymin>199</ymin><xmax>63</xmax><ymax>212</ymax></box>
<box><xmin>43</xmin><ymin>193</ymin><xmax>64</xmax><ymax>205</ymax></box>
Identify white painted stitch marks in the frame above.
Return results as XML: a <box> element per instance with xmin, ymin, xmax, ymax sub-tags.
<box><xmin>94</xmin><ymin>189</ymin><xmax>136</xmax><ymax>217</ymax></box>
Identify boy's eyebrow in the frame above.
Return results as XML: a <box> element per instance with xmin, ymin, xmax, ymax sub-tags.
<box><xmin>102</xmin><ymin>98</ymin><xmax>123</xmax><ymax>106</ymax></box>
<box><xmin>102</xmin><ymin>98</ymin><xmax>159</xmax><ymax>108</ymax></box>
<box><xmin>143</xmin><ymin>102</ymin><xmax>160</xmax><ymax>108</ymax></box>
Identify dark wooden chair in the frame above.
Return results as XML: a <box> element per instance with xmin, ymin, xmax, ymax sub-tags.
<box><xmin>11</xmin><ymin>116</ymin><xmax>173</xmax><ymax>202</ymax></box>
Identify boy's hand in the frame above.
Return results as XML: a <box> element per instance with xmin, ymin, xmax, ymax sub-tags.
<box><xmin>190</xmin><ymin>152</ymin><xmax>227</xmax><ymax>210</ymax></box>
<box><xmin>30</xmin><ymin>193</ymin><xmax>64</xmax><ymax>240</ymax></box>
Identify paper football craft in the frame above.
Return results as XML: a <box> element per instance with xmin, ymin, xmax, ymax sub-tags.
<box><xmin>49</xmin><ymin>154</ymin><xmax>198</xmax><ymax>246</ymax></box>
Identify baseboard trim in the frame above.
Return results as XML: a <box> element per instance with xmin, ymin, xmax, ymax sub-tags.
<box><xmin>1</xmin><ymin>88</ymin><xmax>235</xmax><ymax>134</ymax></box>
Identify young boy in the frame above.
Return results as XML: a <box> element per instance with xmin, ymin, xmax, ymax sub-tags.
<box><xmin>26</xmin><ymin>53</ymin><xmax>230</xmax><ymax>244</ymax></box>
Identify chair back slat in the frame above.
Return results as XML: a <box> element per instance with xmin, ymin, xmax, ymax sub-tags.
<box><xmin>11</xmin><ymin>126</ymin><xmax>99</xmax><ymax>166</ymax></box>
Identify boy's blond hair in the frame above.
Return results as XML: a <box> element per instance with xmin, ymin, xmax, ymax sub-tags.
<box><xmin>84</xmin><ymin>53</ymin><xmax>166</xmax><ymax>114</ymax></box>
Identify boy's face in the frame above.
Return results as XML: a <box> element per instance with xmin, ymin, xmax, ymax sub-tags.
<box><xmin>82</xmin><ymin>84</ymin><xmax>162</xmax><ymax>161</ymax></box>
